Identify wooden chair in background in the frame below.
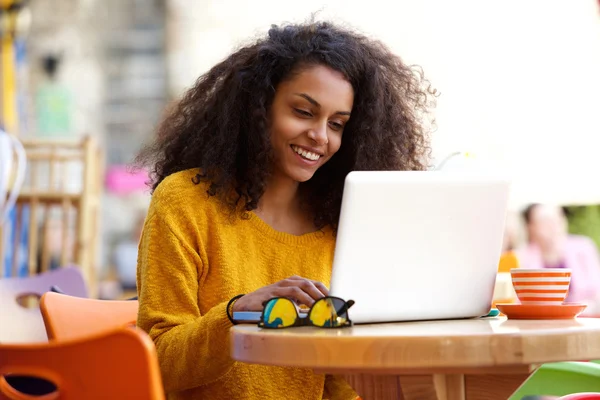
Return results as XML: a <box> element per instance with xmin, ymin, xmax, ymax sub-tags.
<box><xmin>0</xmin><ymin>136</ymin><xmax>103</xmax><ymax>296</ymax></box>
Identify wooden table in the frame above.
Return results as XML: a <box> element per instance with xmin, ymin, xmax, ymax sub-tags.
<box><xmin>231</xmin><ymin>317</ymin><xmax>600</xmax><ymax>400</ymax></box>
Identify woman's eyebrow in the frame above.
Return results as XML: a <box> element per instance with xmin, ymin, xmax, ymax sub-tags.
<box><xmin>294</xmin><ymin>93</ymin><xmax>351</xmax><ymax>116</ymax></box>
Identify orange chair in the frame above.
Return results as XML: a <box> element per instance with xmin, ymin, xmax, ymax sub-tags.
<box><xmin>0</xmin><ymin>327</ymin><xmax>164</xmax><ymax>399</ymax></box>
<box><xmin>40</xmin><ymin>292</ymin><xmax>138</xmax><ymax>341</ymax></box>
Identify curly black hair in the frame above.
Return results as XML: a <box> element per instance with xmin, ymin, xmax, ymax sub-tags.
<box><xmin>136</xmin><ymin>20</ymin><xmax>436</xmax><ymax>230</ymax></box>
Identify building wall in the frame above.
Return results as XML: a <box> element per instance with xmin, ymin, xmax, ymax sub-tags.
<box><xmin>24</xmin><ymin>0</ymin><xmax>164</xmax><ymax>275</ymax></box>
<box><xmin>166</xmin><ymin>0</ymin><xmax>600</xmax><ymax>208</ymax></box>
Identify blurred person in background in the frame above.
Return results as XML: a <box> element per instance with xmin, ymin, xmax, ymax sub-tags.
<box><xmin>517</xmin><ymin>204</ymin><xmax>600</xmax><ymax>314</ymax></box>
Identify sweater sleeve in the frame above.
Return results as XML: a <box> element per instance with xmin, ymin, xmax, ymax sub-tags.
<box><xmin>136</xmin><ymin>212</ymin><xmax>234</xmax><ymax>393</ymax></box>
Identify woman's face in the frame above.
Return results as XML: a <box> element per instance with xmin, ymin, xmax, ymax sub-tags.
<box><xmin>528</xmin><ymin>205</ymin><xmax>567</xmax><ymax>244</ymax></box>
<box><xmin>269</xmin><ymin>64</ymin><xmax>354</xmax><ymax>183</ymax></box>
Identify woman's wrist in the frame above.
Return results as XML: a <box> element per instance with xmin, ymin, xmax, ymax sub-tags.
<box><xmin>226</xmin><ymin>294</ymin><xmax>245</xmax><ymax>325</ymax></box>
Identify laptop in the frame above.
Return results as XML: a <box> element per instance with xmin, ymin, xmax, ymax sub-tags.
<box><xmin>233</xmin><ymin>171</ymin><xmax>510</xmax><ymax>324</ymax></box>
<box><xmin>329</xmin><ymin>171</ymin><xmax>510</xmax><ymax>324</ymax></box>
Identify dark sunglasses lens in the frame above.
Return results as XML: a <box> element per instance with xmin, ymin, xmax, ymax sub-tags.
<box><xmin>261</xmin><ymin>298</ymin><xmax>298</xmax><ymax>328</ymax></box>
<box><xmin>309</xmin><ymin>297</ymin><xmax>350</xmax><ymax>327</ymax></box>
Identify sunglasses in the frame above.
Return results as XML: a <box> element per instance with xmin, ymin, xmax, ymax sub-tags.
<box><xmin>259</xmin><ymin>296</ymin><xmax>355</xmax><ymax>329</ymax></box>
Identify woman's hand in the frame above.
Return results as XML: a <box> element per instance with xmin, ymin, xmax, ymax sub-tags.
<box><xmin>232</xmin><ymin>275</ymin><xmax>329</xmax><ymax>312</ymax></box>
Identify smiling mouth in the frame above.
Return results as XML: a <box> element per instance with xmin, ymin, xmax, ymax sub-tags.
<box><xmin>291</xmin><ymin>145</ymin><xmax>321</xmax><ymax>161</ymax></box>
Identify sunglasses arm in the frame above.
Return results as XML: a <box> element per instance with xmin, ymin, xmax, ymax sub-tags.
<box><xmin>336</xmin><ymin>299</ymin><xmax>355</xmax><ymax>316</ymax></box>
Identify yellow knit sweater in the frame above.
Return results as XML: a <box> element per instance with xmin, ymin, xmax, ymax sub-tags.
<box><xmin>137</xmin><ymin>169</ymin><xmax>357</xmax><ymax>400</ymax></box>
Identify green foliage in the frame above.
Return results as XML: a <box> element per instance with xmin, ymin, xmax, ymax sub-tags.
<box><xmin>565</xmin><ymin>205</ymin><xmax>600</xmax><ymax>249</ymax></box>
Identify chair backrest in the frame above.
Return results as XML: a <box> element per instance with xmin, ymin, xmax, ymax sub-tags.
<box><xmin>512</xmin><ymin>361</ymin><xmax>600</xmax><ymax>400</ymax></box>
<box><xmin>0</xmin><ymin>268</ymin><xmax>88</xmax><ymax>343</ymax></box>
<box><xmin>0</xmin><ymin>267</ymin><xmax>88</xmax><ymax>299</ymax></box>
<box><xmin>0</xmin><ymin>327</ymin><xmax>165</xmax><ymax>400</ymax></box>
<box><xmin>40</xmin><ymin>292</ymin><xmax>138</xmax><ymax>341</ymax></box>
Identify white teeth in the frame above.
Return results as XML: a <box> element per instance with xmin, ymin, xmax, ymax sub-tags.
<box><xmin>292</xmin><ymin>145</ymin><xmax>320</xmax><ymax>161</ymax></box>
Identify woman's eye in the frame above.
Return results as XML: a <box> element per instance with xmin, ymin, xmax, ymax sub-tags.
<box><xmin>329</xmin><ymin>121</ymin><xmax>344</xmax><ymax>131</ymax></box>
<box><xmin>294</xmin><ymin>108</ymin><xmax>312</xmax><ymax>117</ymax></box>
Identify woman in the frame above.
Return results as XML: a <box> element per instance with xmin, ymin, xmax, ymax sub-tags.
<box><xmin>136</xmin><ymin>20</ymin><xmax>434</xmax><ymax>400</ymax></box>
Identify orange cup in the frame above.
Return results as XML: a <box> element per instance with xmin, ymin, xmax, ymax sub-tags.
<box><xmin>510</xmin><ymin>268</ymin><xmax>572</xmax><ymax>305</ymax></box>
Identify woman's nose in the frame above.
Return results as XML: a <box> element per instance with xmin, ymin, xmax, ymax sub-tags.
<box><xmin>307</xmin><ymin>122</ymin><xmax>328</xmax><ymax>146</ymax></box>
